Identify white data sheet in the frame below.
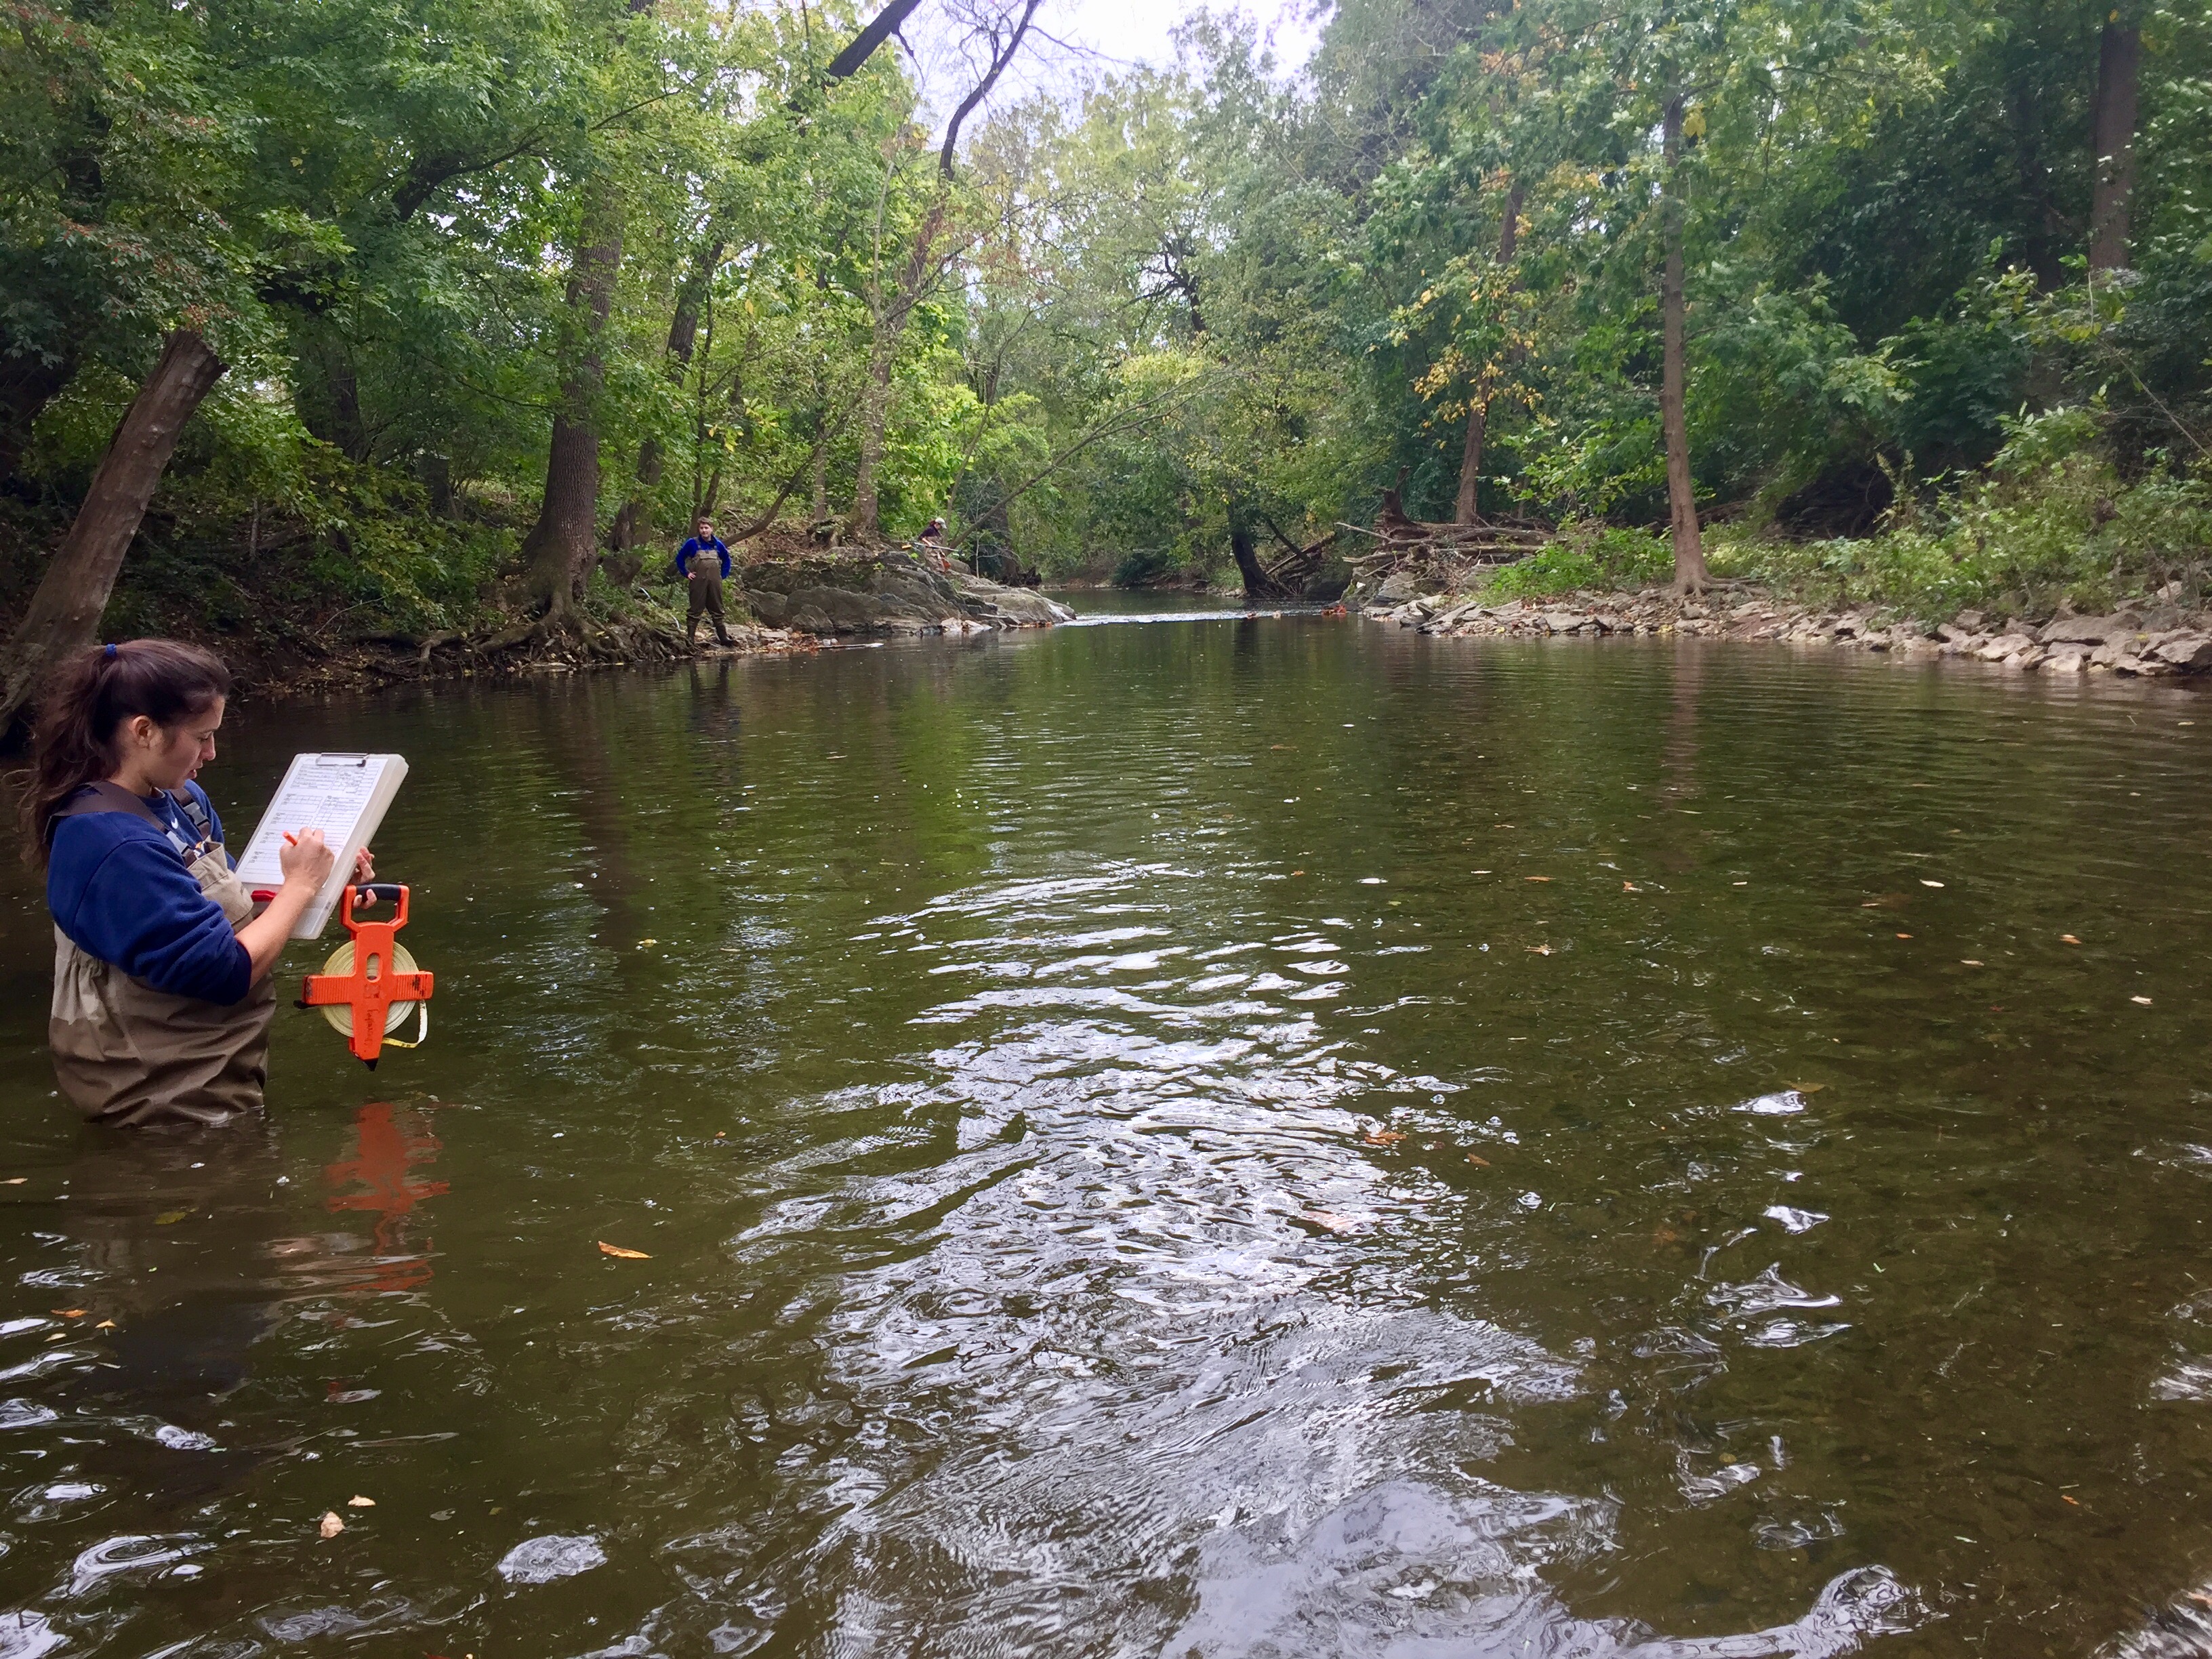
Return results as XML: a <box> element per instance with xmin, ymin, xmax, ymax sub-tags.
<box><xmin>233</xmin><ymin>753</ymin><xmax>408</xmax><ymax>938</ymax></box>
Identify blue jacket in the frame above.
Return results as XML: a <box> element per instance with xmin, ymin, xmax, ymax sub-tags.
<box><xmin>46</xmin><ymin>782</ymin><xmax>253</xmax><ymax>1005</ymax></box>
<box><xmin>677</xmin><ymin>536</ymin><xmax>731</xmax><ymax>579</ymax></box>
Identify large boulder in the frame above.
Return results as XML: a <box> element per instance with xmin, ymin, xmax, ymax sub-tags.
<box><xmin>2039</xmin><ymin>612</ymin><xmax>2142</xmax><ymax>646</ymax></box>
<box><xmin>736</xmin><ymin>554</ymin><xmax>1073</xmax><ymax>638</ymax></box>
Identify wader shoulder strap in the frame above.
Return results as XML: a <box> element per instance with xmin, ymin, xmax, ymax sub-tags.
<box><xmin>51</xmin><ymin>783</ymin><xmax>203</xmax><ymax>863</ymax></box>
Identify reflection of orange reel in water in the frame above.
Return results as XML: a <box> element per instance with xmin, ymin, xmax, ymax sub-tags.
<box><xmin>296</xmin><ymin>884</ymin><xmax>434</xmax><ymax>1068</ymax></box>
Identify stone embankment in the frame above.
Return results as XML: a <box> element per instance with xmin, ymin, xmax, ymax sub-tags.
<box><xmin>738</xmin><ymin>554</ymin><xmax>1071</xmax><ymax>638</ymax></box>
<box><xmin>1361</xmin><ymin>584</ymin><xmax>2212</xmax><ymax>678</ymax></box>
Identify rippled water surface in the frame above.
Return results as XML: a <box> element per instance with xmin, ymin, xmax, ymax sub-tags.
<box><xmin>1</xmin><ymin>607</ymin><xmax>2209</xmax><ymax>1658</ymax></box>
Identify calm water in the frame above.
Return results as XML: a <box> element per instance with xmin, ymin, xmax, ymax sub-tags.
<box><xmin>0</xmin><ymin>610</ymin><xmax>2208</xmax><ymax>1658</ymax></box>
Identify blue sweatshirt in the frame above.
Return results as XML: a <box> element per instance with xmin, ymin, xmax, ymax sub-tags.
<box><xmin>677</xmin><ymin>536</ymin><xmax>731</xmax><ymax>579</ymax></box>
<box><xmin>46</xmin><ymin>782</ymin><xmax>253</xmax><ymax>1005</ymax></box>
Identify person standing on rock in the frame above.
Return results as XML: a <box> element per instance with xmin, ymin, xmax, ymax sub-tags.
<box><xmin>676</xmin><ymin>518</ymin><xmax>735</xmax><ymax>647</ymax></box>
<box><xmin>918</xmin><ymin>518</ymin><xmax>951</xmax><ymax>574</ymax></box>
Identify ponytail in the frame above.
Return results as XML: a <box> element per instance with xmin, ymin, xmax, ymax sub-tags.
<box><xmin>18</xmin><ymin>640</ymin><xmax>232</xmax><ymax>866</ymax></box>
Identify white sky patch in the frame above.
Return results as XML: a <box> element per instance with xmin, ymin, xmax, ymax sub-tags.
<box><xmin>899</xmin><ymin>0</ymin><xmax>1328</xmax><ymax>145</ymax></box>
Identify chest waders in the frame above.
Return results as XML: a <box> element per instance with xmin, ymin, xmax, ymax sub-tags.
<box><xmin>47</xmin><ymin>783</ymin><xmax>276</xmax><ymax>1126</ymax></box>
<box><xmin>687</xmin><ymin>558</ymin><xmax>733</xmax><ymax>645</ymax></box>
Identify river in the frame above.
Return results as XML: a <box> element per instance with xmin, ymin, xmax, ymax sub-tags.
<box><xmin>0</xmin><ymin>601</ymin><xmax>2207</xmax><ymax>1656</ymax></box>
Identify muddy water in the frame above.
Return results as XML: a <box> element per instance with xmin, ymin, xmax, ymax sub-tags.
<box><xmin>0</xmin><ymin>611</ymin><xmax>2208</xmax><ymax>1658</ymax></box>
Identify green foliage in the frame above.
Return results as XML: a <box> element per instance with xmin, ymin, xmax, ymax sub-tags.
<box><xmin>4</xmin><ymin>0</ymin><xmax>2210</xmax><ymax>644</ymax></box>
<box><xmin>1483</xmin><ymin>525</ymin><xmax>1673</xmax><ymax>600</ymax></box>
<box><xmin>1716</xmin><ymin>448</ymin><xmax>2212</xmax><ymax>617</ymax></box>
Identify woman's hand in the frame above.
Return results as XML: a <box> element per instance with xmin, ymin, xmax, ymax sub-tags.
<box><xmin>240</xmin><ymin>831</ymin><xmax>335</xmax><ymax>985</ymax></box>
<box><xmin>353</xmin><ymin>846</ymin><xmax>375</xmax><ymax>883</ymax></box>
<box><xmin>279</xmin><ymin>829</ymin><xmax>336</xmax><ymax>893</ymax></box>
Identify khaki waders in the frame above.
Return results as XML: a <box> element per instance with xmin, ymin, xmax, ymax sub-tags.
<box><xmin>687</xmin><ymin>562</ymin><xmax>733</xmax><ymax>645</ymax></box>
<box><xmin>48</xmin><ymin>785</ymin><xmax>276</xmax><ymax>1127</ymax></box>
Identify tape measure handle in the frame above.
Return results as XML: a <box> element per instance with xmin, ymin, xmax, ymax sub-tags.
<box><xmin>343</xmin><ymin>883</ymin><xmax>409</xmax><ymax>926</ymax></box>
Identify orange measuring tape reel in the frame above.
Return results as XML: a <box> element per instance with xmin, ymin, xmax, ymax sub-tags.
<box><xmin>297</xmin><ymin>884</ymin><xmax>434</xmax><ymax>1068</ymax></box>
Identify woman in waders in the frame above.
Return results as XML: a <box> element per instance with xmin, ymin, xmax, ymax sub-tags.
<box><xmin>21</xmin><ymin>640</ymin><xmax>371</xmax><ymax>1127</ymax></box>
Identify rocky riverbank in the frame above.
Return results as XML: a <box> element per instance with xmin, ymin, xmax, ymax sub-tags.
<box><xmin>1359</xmin><ymin>580</ymin><xmax>2212</xmax><ymax>679</ymax></box>
<box><xmin>235</xmin><ymin>554</ymin><xmax>1071</xmax><ymax>699</ymax></box>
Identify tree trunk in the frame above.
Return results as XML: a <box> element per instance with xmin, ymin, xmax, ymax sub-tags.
<box><xmin>612</xmin><ymin>238</ymin><xmax>722</xmax><ymax>554</ymax></box>
<box><xmin>851</xmin><ymin>193</ymin><xmax>952</xmax><ymax>541</ymax></box>
<box><xmin>0</xmin><ymin>348</ymin><xmax>75</xmax><ymax>489</ymax></box>
<box><xmin>1229</xmin><ymin>508</ymin><xmax>1292</xmax><ymax>600</ymax></box>
<box><xmin>1454</xmin><ymin>179</ymin><xmax>1523</xmax><ymax>526</ymax></box>
<box><xmin>849</xmin><ymin>331</ymin><xmax>895</xmax><ymax>539</ymax></box>
<box><xmin>1660</xmin><ymin>96</ymin><xmax>1708</xmax><ymax>595</ymax></box>
<box><xmin>0</xmin><ymin>330</ymin><xmax>226</xmax><ymax>743</ymax></box>
<box><xmin>2089</xmin><ymin>20</ymin><xmax>2141</xmax><ymax>272</ymax></box>
<box><xmin>520</xmin><ymin>182</ymin><xmax>623</xmax><ymax>619</ymax></box>
<box><xmin>329</xmin><ymin>358</ymin><xmax>371</xmax><ymax>462</ymax></box>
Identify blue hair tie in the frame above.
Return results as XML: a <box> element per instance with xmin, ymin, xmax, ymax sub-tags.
<box><xmin>102</xmin><ymin>642</ymin><xmax>117</xmax><ymax>659</ymax></box>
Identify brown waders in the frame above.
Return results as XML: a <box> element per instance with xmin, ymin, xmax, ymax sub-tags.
<box><xmin>48</xmin><ymin>784</ymin><xmax>275</xmax><ymax>1127</ymax></box>
<box><xmin>687</xmin><ymin>562</ymin><xmax>733</xmax><ymax>646</ymax></box>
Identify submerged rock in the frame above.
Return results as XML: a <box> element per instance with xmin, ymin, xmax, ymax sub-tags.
<box><xmin>497</xmin><ymin>1534</ymin><xmax>607</xmax><ymax>1584</ymax></box>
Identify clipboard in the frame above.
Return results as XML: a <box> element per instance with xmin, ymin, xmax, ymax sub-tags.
<box><xmin>233</xmin><ymin>753</ymin><xmax>408</xmax><ymax>939</ymax></box>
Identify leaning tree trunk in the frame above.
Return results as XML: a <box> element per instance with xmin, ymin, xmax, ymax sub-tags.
<box><xmin>1454</xmin><ymin>178</ymin><xmax>1525</xmax><ymax>527</ymax></box>
<box><xmin>1659</xmin><ymin>95</ymin><xmax>1709</xmax><ymax>596</ymax></box>
<box><xmin>2088</xmin><ymin>18</ymin><xmax>2141</xmax><ymax>272</ymax></box>
<box><xmin>0</xmin><ymin>330</ymin><xmax>226</xmax><ymax>744</ymax></box>
<box><xmin>1229</xmin><ymin>510</ymin><xmax>1292</xmax><ymax>600</ymax></box>
<box><xmin>520</xmin><ymin>180</ymin><xmax>623</xmax><ymax>622</ymax></box>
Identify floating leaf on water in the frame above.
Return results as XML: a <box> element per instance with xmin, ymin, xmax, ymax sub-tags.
<box><xmin>497</xmin><ymin>1533</ymin><xmax>607</xmax><ymax>1584</ymax></box>
<box><xmin>1361</xmin><ymin>1130</ymin><xmax>1406</xmax><ymax>1147</ymax></box>
<box><xmin>1896</xmin><ymin>933</ymin><xmax>1912</xmax><ymax>939</ymax></box>
<box><xmin>1525</xmin><ymin>876</ymin><xmax>1551</xmax><ymax>883</ymax></box>
<box><xmin>1921</xmin><ymin>879</ymin><xmax>1945</xmax><ymax>888</ymax></box>
<box><xmin>2062</xmin><ymin>934</ymin><xmax>2082</xmax><ymax>945</ymax></box>
<box><xmin>319</xmin><ymin>1512</ymin><xmax>345</xmax><ymax>1540</ymax></box>
<box><xmin>1466</xmin><ymin>1153</ymin><xmax>1490</xmax><ymax>1168</ymax></box>
<box><xmin>347</xmin><ymin>1495</ymin><xmax>375</xmax><ymax>1507</ymax></box>
<box><xmin>637</xmin><ymin>939</ymin><xmax>657</xmax><ymax>948</ymax></box>
<box><xmin>2132</xmin><ymin>996</ymin><xmax>2153</xmax><ymax>1006</ymax></box>
<box><xmin>1961</xmin><ymin>959</ymin><xmax>1984</xmax><ymax>966</ymax></box>
<box><xmin>1</xmin><ymin>1179</ymin><xmax>24</xmax><ymax>1186</ymax></box>
<box><xmin>1527</xmin><ymin>944</ymin><xmax>1553</xmax><ymax>955</ymax></box>
<box><xmin>1622</xmin><ymin>881</ymin><xmax>1641</xmax><ymax>892</ymax></box>
<box><xmin>1290</xmin><ymin>870</ymin><xmax>1305</xmax><ymax>877</ymax></box>
<box><xmin>95</xmin><ymin>1321</ymin><xmax>115</xmax><ymax>1331</ymax></box>
<box><xmin>52</xmin><ymin>1310</ymin><xmax>84</xmax><ymax>1319</ymax></box>
<box><xmin>1788</xmin><ymin>1082</ymin><xmax>1826</xmax><ymax>1094</ymax></box>
<box><xmin>154</xmin><ymin>1208</ymin><xmax>192</xmax><ymax>1226</ymax></box>
<box><xmin>597</xmin><ymin>1242</ymin><xmax>650</xmax><ymax>1259</ymax></box>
